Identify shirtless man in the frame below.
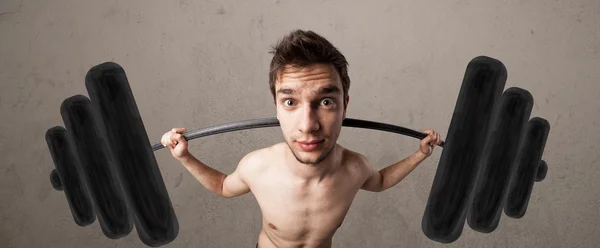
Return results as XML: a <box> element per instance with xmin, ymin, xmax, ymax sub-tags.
<box><xmin>160</xmin><ymin>30</ymin><xmax>443</xmax><ymax>248</ymax></box>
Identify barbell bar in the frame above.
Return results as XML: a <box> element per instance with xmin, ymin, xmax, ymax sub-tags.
<box><xmin>150</xmin><ymin>117</ymin><xmax>445</xmax><ymax>151</ymax></box>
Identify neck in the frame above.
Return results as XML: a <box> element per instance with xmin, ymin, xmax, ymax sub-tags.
<box><xmin>284</xmin><ymin>144</ymin><xmax>341</xmax><ymax>183</ymax></box>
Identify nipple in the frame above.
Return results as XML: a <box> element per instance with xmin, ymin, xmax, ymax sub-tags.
<box><xmin>268</xmin><ymin>223</ymin><xmax>277</xmax><ymax>230</ymax></box>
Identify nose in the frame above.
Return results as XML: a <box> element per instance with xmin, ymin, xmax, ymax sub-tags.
<box><xmin>298</xmin><ymin>104</ymin><xmax>320</xmax><ymax>133</ymax></box>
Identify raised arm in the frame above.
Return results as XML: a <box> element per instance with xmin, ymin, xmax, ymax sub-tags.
<box><xmin>178</xmin><ymin>152</ymin><xmax>253</xmax><ymax>198</ymax></box>
<box><xmin>360</xmin><ymin>152</ymin><xmax>428</xmax><ymax>192</ymax></box>
<box><xmin>161</xmin><ymin>127</ymin><xmax>253</xmax><ymax>198</ymax></box>
<box><xmin>221</xmin><ymin>152</ymin><xmax>255</xmax><ymax>198</ymax></box>
<box><xmin>361</xmin><ymin>129</ymin><xmax>442</xmax><ymax>192</ymax></box>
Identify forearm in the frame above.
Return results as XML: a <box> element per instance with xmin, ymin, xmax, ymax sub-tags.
<box><xmin>178</xmin><ymin>155</ymin><xmax>226</xmax><ymax>196</ymax></box>
<box><xmin>378</xmin><ymin>151</ymin><xmax>428</xmax><ymax>191</ymax></box>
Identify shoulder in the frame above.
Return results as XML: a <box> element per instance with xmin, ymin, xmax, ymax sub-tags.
<box><xmin>238</xmin><ymin>147</ymin><xmax>269</xmax><ymax>169</ymax></box>
<box><xmin>339</xmin><ymin>145</ymin><xmax>368</xmax><ymax>164</ymax></box>
<box><xmin>236</xmin><ymin>143</ymin><xmax>281</xmax><ymax>173</ymax></box>
<box><xmin>339</xmin><ymin>145</ymin><xmax>372</xmax><ymax>174</ymax></box>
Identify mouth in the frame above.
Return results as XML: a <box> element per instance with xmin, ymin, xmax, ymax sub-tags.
<box><xmin>296</xmin><ymin>139</ymin><xmax>324</xmax><ymax>152</ymax></box>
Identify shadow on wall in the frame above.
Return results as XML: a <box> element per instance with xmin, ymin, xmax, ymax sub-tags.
<box><xmin>44</xmin><ymin>56</ymin><xmax>551</xmax><ymax>246</ymax></box>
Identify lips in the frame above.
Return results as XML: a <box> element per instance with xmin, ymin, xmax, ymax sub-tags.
<box><xmin>298</xmin><ymin>140</ymin><xmax>323</xmax><ymax>144</ymax></box>
<box><xmin>297</xmin><ymin>139</ymin><xmax>324</xmax><ymax>151</ymax></box>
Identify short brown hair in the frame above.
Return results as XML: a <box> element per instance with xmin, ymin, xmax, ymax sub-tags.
<box><xmin>268</xmin><ymin>30</ymin><xmax>350</xmax><ymax>106</ymax></box>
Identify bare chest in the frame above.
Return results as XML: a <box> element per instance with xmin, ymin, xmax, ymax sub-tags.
<box><xmin>251</xmin><ymin>170</ymin><xmax>363</xmax><ymax>241</ymax></box>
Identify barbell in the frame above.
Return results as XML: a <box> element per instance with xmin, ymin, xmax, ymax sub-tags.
<box><xmin>45</xmin><ymin>56</ymin><xmax>550</xmax><ymax>246</ymax></box>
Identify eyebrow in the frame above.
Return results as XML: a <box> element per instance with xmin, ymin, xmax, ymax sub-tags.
<box><xmin>276</xmin><ymin>85</ymin><xmax>341</xmax><ymax>96</ymax></box>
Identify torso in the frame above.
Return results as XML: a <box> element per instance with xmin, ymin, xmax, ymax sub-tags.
<box><xmin>244</xmin><ymin>142</ymin><xmax>368</xmax><ymax>248</ymax></box>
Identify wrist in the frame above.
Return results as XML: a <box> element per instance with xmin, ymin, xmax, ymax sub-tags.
<box><xmin>413</xmin><ymin>150</ymin><xmax>429</xmax><ymax>161</ymax></box>
<box><xmin>177</xmin><ymin>153</ymin><xmax>195</xmax><ymax>163</ymax></box>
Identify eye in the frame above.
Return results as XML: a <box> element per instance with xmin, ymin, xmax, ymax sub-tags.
<box><xmin>284</xmin><ymin>99</ymin><xmax>295</xmax><ymax>106</ymax></box>
<box><xmin>321</xmin><ymin>98</ymin><xmax>334</xmax><ymax>106</ymax></box>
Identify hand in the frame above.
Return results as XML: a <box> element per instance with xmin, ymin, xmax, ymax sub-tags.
<box><xmin>161</xmin><ymin>128</ymin><xmax>191</xmax><ymax>160</ymax></box>
<box><xmin>417</xmin><ymin>129</ymin><xmax>442</xmax><ymax>158</ymax></box>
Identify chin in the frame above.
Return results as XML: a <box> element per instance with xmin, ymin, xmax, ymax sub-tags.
<box><xmin>287</xmin><ymin>141</ymin><xmax>334</xmax><ymax>165</ymax></box>
<box><xmin>297</xmin><ymin>157</ymin><xmax>325</xmax><ymax>165</ymax></box>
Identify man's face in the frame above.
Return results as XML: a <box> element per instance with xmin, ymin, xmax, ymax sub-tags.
<box><xmin>275</xmin><ymin>63</ymin><xmax>349</xmax><ymax>165</ymax></box>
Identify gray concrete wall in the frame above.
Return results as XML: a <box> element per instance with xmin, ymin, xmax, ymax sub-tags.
<box><xmin>1</xmin><ymin>0</ymin><xmax>598</xmax><ymax>247</ymax></box>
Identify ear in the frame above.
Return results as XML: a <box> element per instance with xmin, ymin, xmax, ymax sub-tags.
<box><xmin>343</xmin><ymin>95</ymin><xmax>350</xmax><ymax>119</ymax></box>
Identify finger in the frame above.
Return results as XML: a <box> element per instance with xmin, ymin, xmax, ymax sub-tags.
<box><xmin>429</xmin><ymin>133</ymin><xmax>437</xmax><ymax>147</ymax></box>
<box><xmin>174</xmin><ymin>133</ymin><xmax>185</xmax><ymax>143</ymax></box>
<box><xmin>172</xmin><ymin>128</ymin><xmax>186</xmax><ymax>134</ymax></box>
<box><xmin>168</xmin><ymin>135</ymin><xmax>177</xmax><ymax>146</ymax></box>
<box><xmin>430</xmin><ymin>132</ymin><xmax>437</xmax><ymax>142</ymax></box>
<box><xmin>164</xmin><ymin>135</ymin><xmax>173</xmax><ymax>148</ymax></box>
<box><xmin>161</xmin><ymin>134</ymin><xmax>169</xmax><ymax>147</ymax></box>
<box><xmin>421</xmin><ymin>129</ymin><xmax>434</xmax><ymax>135</ymax></box>
<box><xmin>422</xmin><ymin>135</ymin><xmax>433</xmax><ymax>145</ymax></box>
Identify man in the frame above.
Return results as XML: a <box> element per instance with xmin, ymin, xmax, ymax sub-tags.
<box><xmin>161</xmin><ymin>29</ymin><xmax>442</xmax><ymax>248</ymax></box>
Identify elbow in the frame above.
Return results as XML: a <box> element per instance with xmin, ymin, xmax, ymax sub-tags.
<box><xmin>219</xmin><ymin>193</ymin><xmax>233</xmax><ymax>198</ymax></box>
<box><xmin>217</xmin><ymin>189</ymin><xmax>235</xmax><ymax>198</ymax></box>
<box><xmin>216</xmin><ymin>177</ymin><xmax>230</xmax><ymax>198</ymax></box>
<box><xmin>218</xmin><ymin>187</ymin><xmax>238</xmax><ymax>198</ymax></box>
<box><xmin>218</xmin><ymin>189</ymin><xmax>246</xmax><ymax>199</ymax></box>
<box><xmin>366</xmin><ymin>176</ymin><xmax>386</xmax><ymax>192</ymax></box>
<box><xmin>376</xmin><ymin>184</ymin><xmax>386</xmax><ymax>192</ymax></box>
<box><xmin>216</xmin><ymin>189</ymin><xmax>227</xmax><ymax>198</ymax></box>
<box><xmin>376</xmin><ymin>172</ymin><xmax>386</xmax><ymax>192</ymax></box>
